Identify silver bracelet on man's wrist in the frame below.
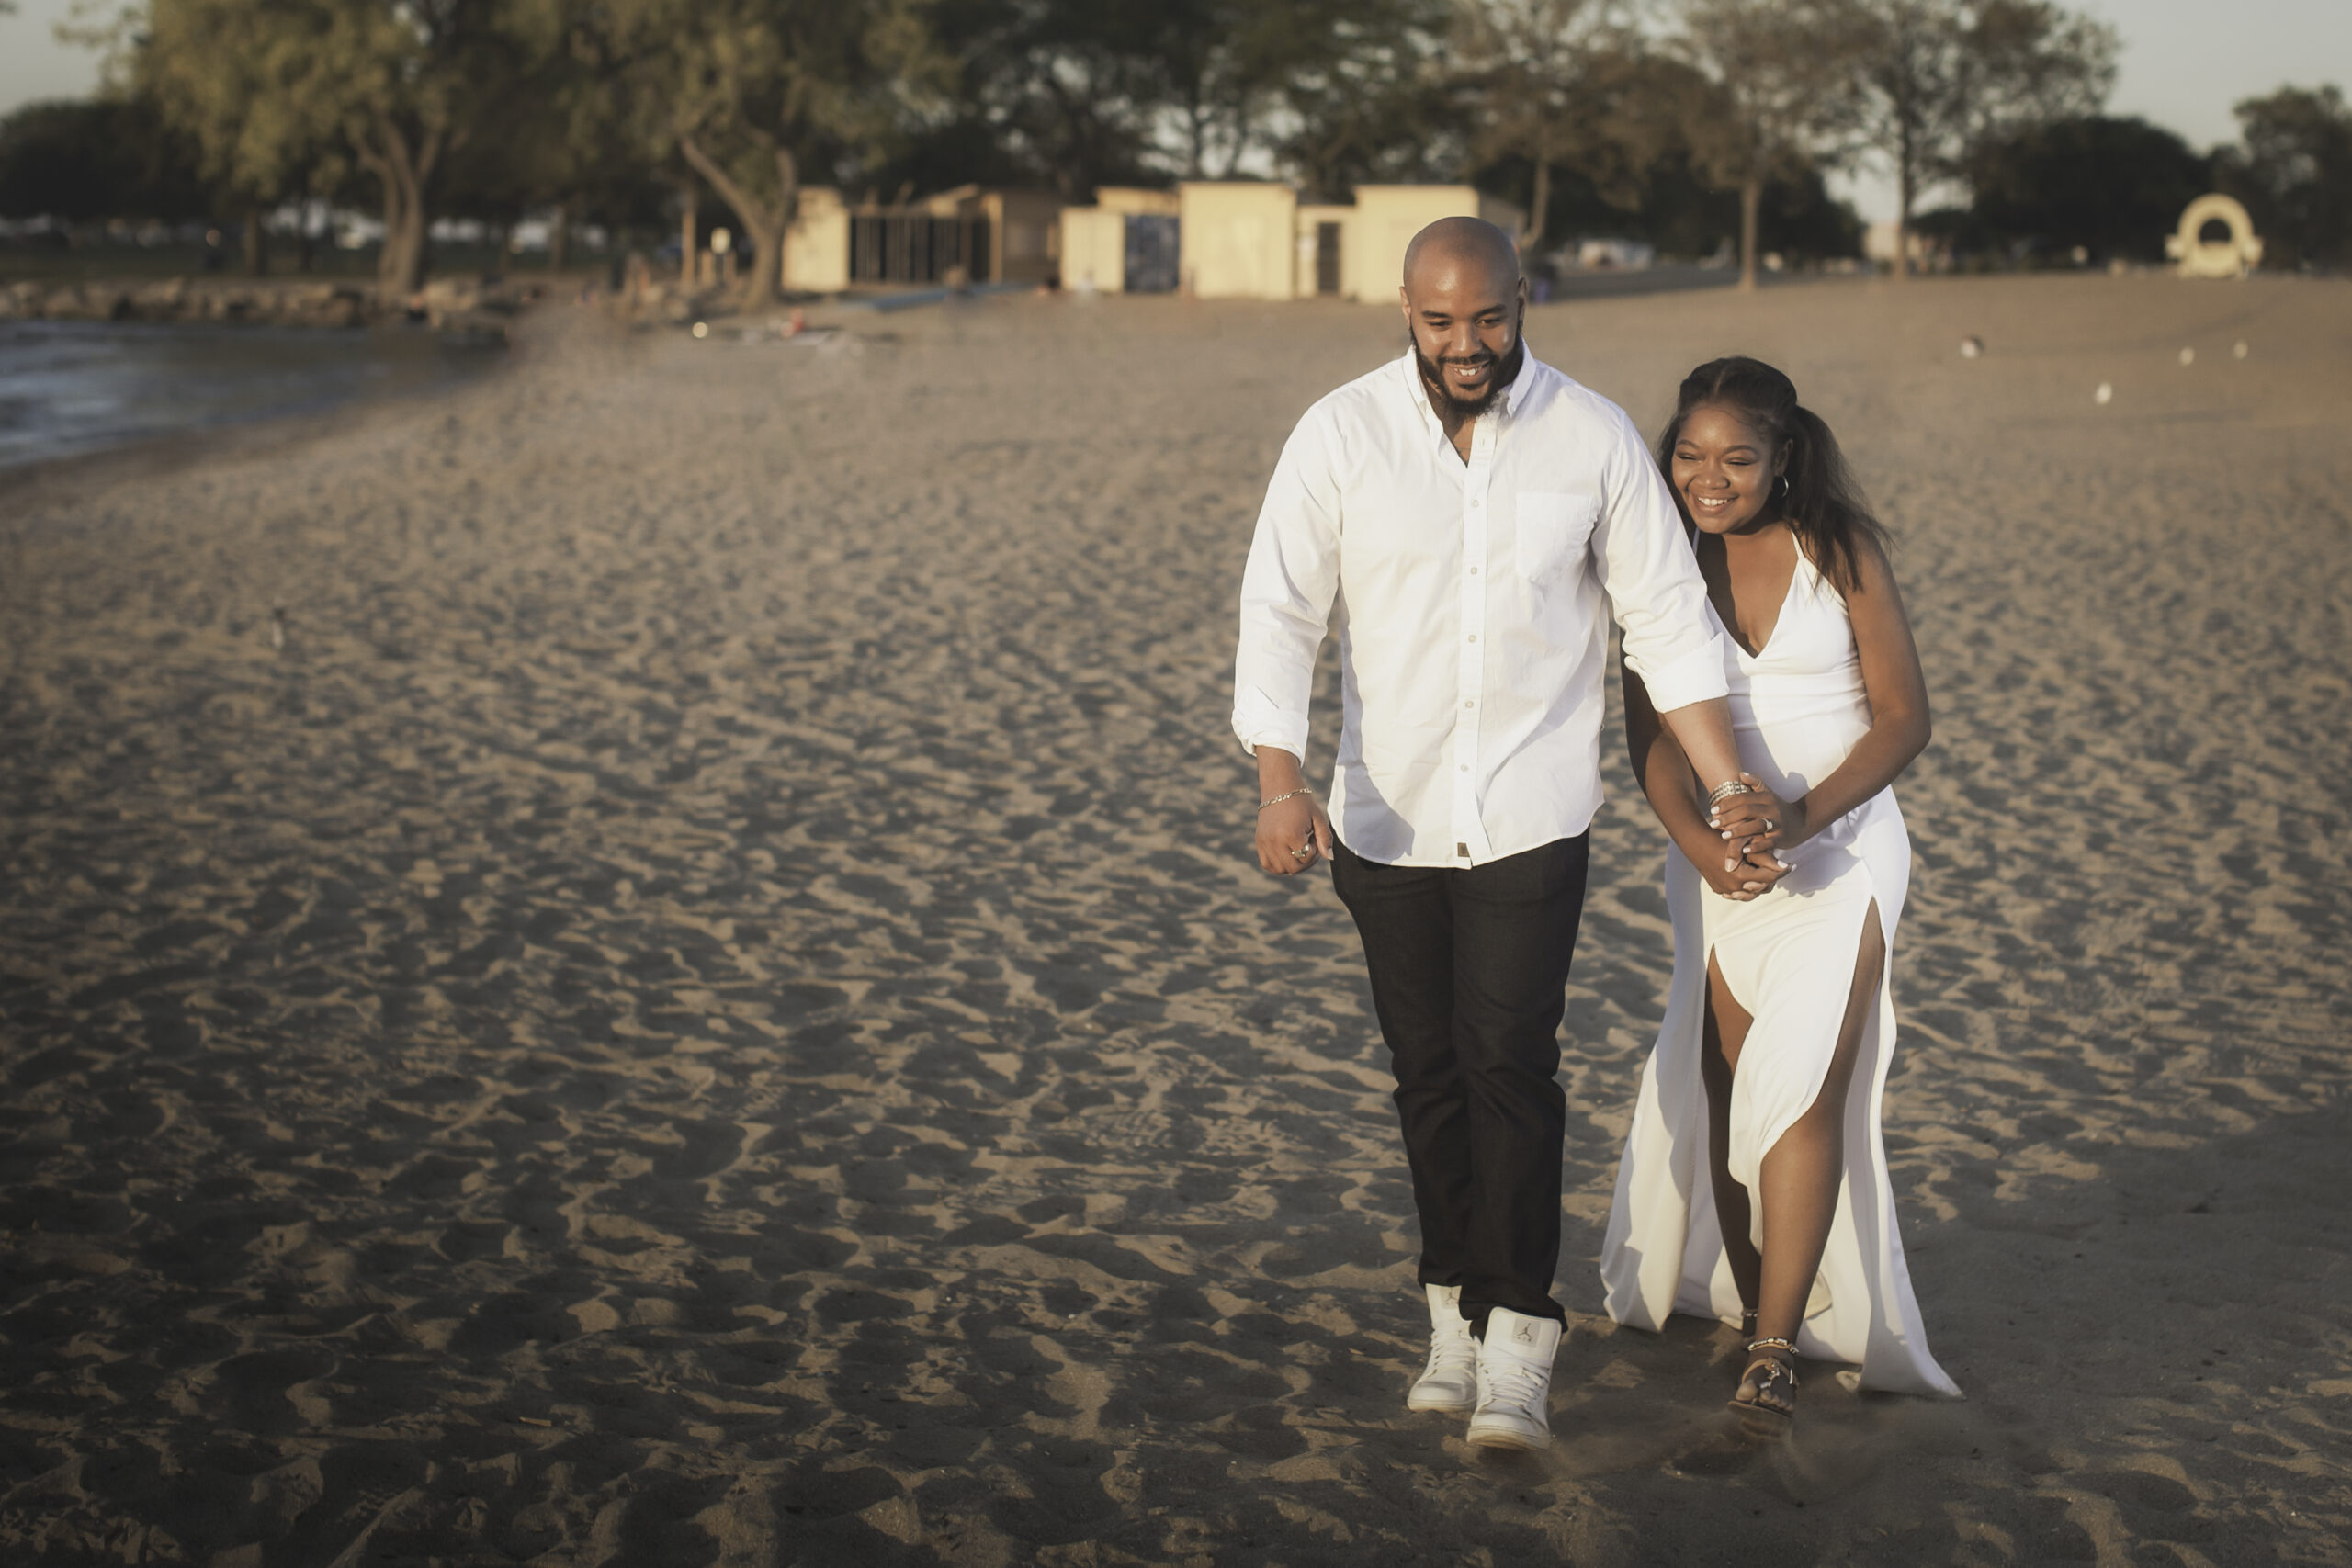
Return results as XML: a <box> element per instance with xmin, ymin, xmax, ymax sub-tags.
<box><xmin>1259</xmin><ymin>787</ymin><xmax>1313</xmax><ymax>813</ymax></box>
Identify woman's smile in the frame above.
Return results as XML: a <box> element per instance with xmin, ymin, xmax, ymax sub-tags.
<box><xmin>1671</xmin><ymin>403</ymin><xmax>1784</xmax><ymax>533</ymax></box>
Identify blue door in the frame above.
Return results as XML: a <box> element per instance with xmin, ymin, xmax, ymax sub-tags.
<box><xmin>1123</xmin><ymin>215</ymin><xmax>1180</xmax><ymax>293</ymax></box>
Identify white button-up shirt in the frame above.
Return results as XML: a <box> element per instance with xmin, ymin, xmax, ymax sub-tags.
<box><xmin>1233</xmin><ymin>346</ymin><xmax>1729</xmax><ymax>867</ymax></box>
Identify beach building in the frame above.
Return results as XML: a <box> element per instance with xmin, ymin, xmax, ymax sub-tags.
<box><xmin>1178</xmin><ymin>182</ymin><xmax>1299</xmax><ymax>300</ymax></box>
<box><xmin>1339</xmin><ymin>186</ymin><xmax>1527</xmax><ymax>302</ymax></box>
<box><xmin>784</xmin><ymin>187</ymin><xmax>852</xmax><ymax>291</ymax></box>
<box><xmin>775</xmin><ymin>186</ymin><xmax>1065</xmax><ymax>290</ymax></box>
<box><xmin>1059</xmin><ymin>188</ymin><xmax>1182</xmax><ymax>294</ymax></box>
<box><xmin>1296</xmin><ymin>201</ymin><xmax>1352</xmax><ymax>298</ymax></box>
<box><xmin>1171</xmin><ymin>182</ymin><xmax>1528</xmax><ymax>302</ymax></box>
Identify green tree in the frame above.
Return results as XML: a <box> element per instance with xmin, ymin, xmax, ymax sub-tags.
<box><xmin>1674</xmin><ymin>0</ymin><xmax>1866</xmax><ymax>290</ymax></box>
<box><xmin>2219</xmin><ymin>85</ymin><xmax>2352</xmax><ymax>270</ymax></box>
<box><xmin>1266</xmin><ymin>0</ymin><xmax>1455</xmax><ymax>199</ymax></box>
<box><xmin>605</xmin><ymin>0</ymin><xmax>943</xmax><ymax>305</ymax></box>
<box><xmin>1967</xmin><ymin>115</ymin><xmax>2206</xmax><ymax>264</ymax></box>
<box><xmin>336</xmin><ymin>0</ymin><xmax>518</xmax><ymax>297</ymax></box>
<box><xmin>0</xmin><ymin>96</ymin><xmax>206</xmax><ymax>222</ymax></box>
<box><xmin>1852</xmin><ymin>0</ymin><xmax>2114</xmax><ymax>275</ymax></box>
<box><xmin>930</xmin><ymin>0</ymin><xmax>1172</xmax><ymax>199</ymax></box>
<box><xmin>1452</xmin><ymin>0</ymin><xmax>1634</xmax><ymax>255</ymax></box>
<box><xmin>136</xmin><ymin>0</ymin><xmax>349</xmax><ymax>275</ymax></box>
<box><xmin>118</xmin><ymin>0</ymin><xmax>518</xmax><ymax>299</ymax></box>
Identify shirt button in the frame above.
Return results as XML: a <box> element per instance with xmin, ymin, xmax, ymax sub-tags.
<box><xmin>1466</xmin><ymin>634</ymin><xmax>1478</xmax><ymax>643</ymax></box>
<box><xmin>1469</xmin><ymin>566</ymin><xmax>1480</xmax><ymax>575</ymax></box>
<box><xmin>1464</xmin><ymin>700</ymin><xmax>1476</xmax><ymax>708</ymax></box>
<box><xmin>1459</xmin><ymin>763</ymin><xmax>1468</xmax><ymax>772</ymax></box>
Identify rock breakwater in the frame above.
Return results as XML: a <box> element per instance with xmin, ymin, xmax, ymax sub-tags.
<box><xmin>0</xmin><ymin>275</ymin><xmax>532</xmax><ymax>337</ymax></box>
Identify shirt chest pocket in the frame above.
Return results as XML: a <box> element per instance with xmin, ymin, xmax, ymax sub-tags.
<box><xmin>1516</xmin><ymin>491</ymin><xmax>1599</xmax><ymax>587</ymax></box>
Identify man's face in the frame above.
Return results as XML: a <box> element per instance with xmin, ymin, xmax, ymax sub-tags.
<box><xmin>1400</xmin><ymin>253</ymin><xmax>1525</xmax><ymax>414</ymax></box>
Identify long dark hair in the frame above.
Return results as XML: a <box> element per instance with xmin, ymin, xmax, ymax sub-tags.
<box><xmin>1655</xmin><ymin>356</ymin><xmax>1889</xmax><ymax>595</ymax></box>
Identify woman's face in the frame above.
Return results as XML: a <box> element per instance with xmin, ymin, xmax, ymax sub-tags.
<box><xmin>1670</xmin><ymin>403</ymin><xmax>1787</xmax><ymax>535</ymax></box>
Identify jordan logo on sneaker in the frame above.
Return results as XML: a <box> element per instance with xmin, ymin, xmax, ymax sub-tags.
<box><xmin>1515</xmin><ymin>1321</ymin><xmax>1536</xmax><ymax>1343</ymax></box>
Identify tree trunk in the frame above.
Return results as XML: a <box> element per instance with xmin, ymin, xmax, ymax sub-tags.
<box><xmin>1219</xmin><ymin>103</ymin><xmax>1251</xmax><ymax>180</ymax></box>
<box><xmin>677</xmin><ymin>131</ymin><xmax>791</xmax><ymax>308</ymax></box>
<box><xmin>753</xmin><ymin>148</ymin><xmax>798</xmax><ymax>304</ymax></box>
<box><xmin>370</xmin><ymin>168</ymin><xmax>411</xmax><ymax>295</ymax></box>
<box><xmin>1738</xmin><ymin>175</ymin><xmax>1761</xmax><ymax>293</ymax></box>
<box><xmin>1526</xmin><ymin>153</ymin><xmax>1551</xmax><ymax>258</ymax></box>
<box><xmin>243</xmin><ymin>208</ymin><xmax>268</xmax><ymax>278</ymax></box>
<box><xmin>548</xmin><ymin>201</ymin><xmax>570</xmax><ymax>272</ymax></box>
<box><xmin>679</xmin><ymin>185</ymin><xmax>697</xmax><ymax>287</ymax></box>
<box><xmin>382</xmin><ymin>205</ymin><xmax>428</xmax><ymax>299</ymax></box>
<box><xmin>359</xmin><ymin>117</ymin><xmax>443</xmax><ymax>302</ymax></box>
<box><xmin>1892</xmin><ymin>118</ymin><xmax>1915</xmax><ymax>280</ymax></box>
<box><xmin>1894</xmin><ymin>165</ymin><xmax>1914</xmax><ymax>280</ymax></box>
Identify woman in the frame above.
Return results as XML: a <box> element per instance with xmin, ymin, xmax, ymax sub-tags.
<box><xmin>1599</xmin><ymin>356</ymin><xmax>1960</xmax><ymax>1424</ymax></box>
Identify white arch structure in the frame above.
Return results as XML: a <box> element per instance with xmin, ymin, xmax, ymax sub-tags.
<box><xmin>2165</xmin><ymin>194</ymin><xmax>2264</xmax><ymax>279</ymax></box>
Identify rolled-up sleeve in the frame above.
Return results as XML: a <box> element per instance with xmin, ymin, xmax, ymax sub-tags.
<box><xmin>1233</xmin><ymin>409</ymin><xmax>1343</xmax><ymax>757</ymax></box>
<box><xmin>1590</xmin><ymin>409</ymin><xmax>1728</xmax><ymax>712</ymax></box>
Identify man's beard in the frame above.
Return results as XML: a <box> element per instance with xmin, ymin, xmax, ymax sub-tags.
<box><xmin>1414</xmin><ymin>335</ymin><xmax>1523</xmax><ymax>420</ymax></box>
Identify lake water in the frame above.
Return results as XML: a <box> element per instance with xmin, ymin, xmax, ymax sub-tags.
<box><xmin>0</xmin><ymin>319</ymin><xmax>502</xmax><ymax>471</ymax></box>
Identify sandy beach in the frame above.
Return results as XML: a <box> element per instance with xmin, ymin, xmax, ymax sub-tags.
<box><xmin>3</xmin><ymin>272</ymin><xmax>2348</xmax><ymax>1565</ymax></box>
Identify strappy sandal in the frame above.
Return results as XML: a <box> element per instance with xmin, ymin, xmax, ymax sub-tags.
<box><xmin>1732</xmin><ymin>1337</ymin><xmax>1798</xmax><ymax>1429</ymax></box>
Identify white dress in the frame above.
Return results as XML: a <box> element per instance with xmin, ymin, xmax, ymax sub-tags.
<box><xmin>1599</xmin><ymin>544</ymin><xmax>1960</xmax><ymax>1398</ymax></box>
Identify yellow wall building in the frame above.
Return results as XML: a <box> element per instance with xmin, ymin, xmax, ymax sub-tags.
<box><xmin>808</xmin><ymin>180</ymin><xmax>1530</xmax><ymax>302</ymax></box>
<box><xmin>1177</xmin><ymin>183</ymin><xmax>1527</xmax><ymax>303</ymax></box>
<box><xmin>1295</xmin><ymin>203</ymin><xmax>1353</xmax><ymax>299</ymax></box>
<box><xmin>1178</xmin><ymin>183</ymin><xmax>1299</xmax><ymax>300</ymax></box>
<box><xmin>1342</xmin><ymin>186</ymin><xmax>1526</xmax><ymax>302</ymax></box>
<box><xmin>784</xmin><ymin>187</ymin><xmax>851</xmax><ymax>292</ymax></box>
<box><xmin>1060</xmin><ymin>188</ymin><xmax>1182</xmax><ymax>293</ymax></box>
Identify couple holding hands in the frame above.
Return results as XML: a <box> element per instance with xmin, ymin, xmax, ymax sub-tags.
<box><xmin>1232</xmin><ymin>218</ymin><xmax>1959</xmax><ymax>1450</ymax></box>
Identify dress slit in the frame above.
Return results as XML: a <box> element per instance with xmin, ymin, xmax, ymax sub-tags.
<box><xmin>1602</xmin><ymin>544</ymin><xmax>1957</xmax><ymax>1397</ymax></box>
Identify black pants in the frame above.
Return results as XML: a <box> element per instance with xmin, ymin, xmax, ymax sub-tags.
<box><xmin>1330</xmin><ymin>833</ymin><xmax>1589</xmax><ymax>1331</ymax></box>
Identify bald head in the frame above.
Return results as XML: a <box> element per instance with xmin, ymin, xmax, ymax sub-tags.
<box><xmin>1399</xmin><ymin>217</ymin><xmax>1526</xmax><ymax>424</ymax></box>
<box><xmin>1402</xmin><ymin>216</ymin><xmax>1521</xmax><ymax>297</ymax></box>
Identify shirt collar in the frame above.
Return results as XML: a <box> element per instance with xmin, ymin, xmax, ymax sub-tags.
<box><xmin>1397</xmin><ymin>341</ymin><xmax>1544</xmax><ymax>434</ymax></box>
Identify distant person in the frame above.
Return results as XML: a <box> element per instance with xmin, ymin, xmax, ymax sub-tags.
<box><xmin>1600</xmin><ymin>357</ymin><xmax>1961</xmax><ymax>1423</ymax></box>
<box><xmin>1232</xmin><ymin>219</ymin><xmax>1784</xmax><ymax>1450</ymax></box>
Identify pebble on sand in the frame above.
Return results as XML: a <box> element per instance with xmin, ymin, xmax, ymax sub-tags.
<box><xmin>2235</xmin><ymin>340</ymin><xmax>2250</xmax><ymax>359</ymax></box>
<box><xmin>2179</xmin><ymin>346</ymin><xmax>2197</xmax><ymax>366</ymax></box>
<box><xmin>1961</xmin><ymin>335</ymin><xmax>1984</xmax><ymax>358</ymax></box>
<box><xmin>2096</xmin><ymin>381</ymin><xmax>2114</xmax><ymax>404</ymax></box>
<box><xmin>692</xmin><ymin>321</ymin><xmax>710</xmax><ymax>339</ymax></box>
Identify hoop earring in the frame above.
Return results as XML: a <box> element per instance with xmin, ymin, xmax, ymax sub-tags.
<box><xmin>1773</xmin><ymin>474</ymin><xmax>1791</xmax><ymax>501</ymax></box>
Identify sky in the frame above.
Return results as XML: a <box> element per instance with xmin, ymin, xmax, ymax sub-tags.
<box><xmin>3</xmin><ymin>0</ymin><xmax>2347</xmax><ymax>222</ymax></box>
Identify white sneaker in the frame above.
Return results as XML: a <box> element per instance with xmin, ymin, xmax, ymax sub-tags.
<box><xmin>1406</xmin><ymin>1284</ymin><xmax>1478</xmax><ymax>1412</ymax></box>
<box><xmin>1466</xmin><ymin>1307</ymin><xmax>1561</xmax><ymax>1450</ymax></box>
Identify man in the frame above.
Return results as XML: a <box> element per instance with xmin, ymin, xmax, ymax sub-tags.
<box><xmin>1232</xmin><ymin>218</ymin><xmax>1775</xmax><ymax>1450</ymax></box>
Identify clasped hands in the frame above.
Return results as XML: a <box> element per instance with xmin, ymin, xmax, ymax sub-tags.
<box><xmin>1702</xmin><ymin>772</ymin><xmax>1807</xmax><ymax>902</ymax></box>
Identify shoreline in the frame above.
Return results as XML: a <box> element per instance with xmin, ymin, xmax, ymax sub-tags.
<box><xmin>0</xmin><ymin>310</ymin><xmax>528</xmax><ymax>491</ymax></box>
